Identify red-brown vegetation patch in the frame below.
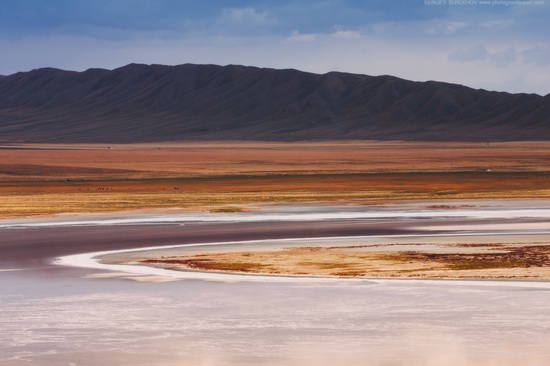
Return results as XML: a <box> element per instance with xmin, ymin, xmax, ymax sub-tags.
<box><xmin>384</xmin><ymin>245</ymin><xmax>550</xmax><ymax>270</ymax></box>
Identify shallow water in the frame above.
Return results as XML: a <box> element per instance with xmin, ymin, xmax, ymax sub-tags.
<box><xmin>3</xmin><ymin>201</ymin><xmax>550</xmax><ymax>365</ymax></box>
<box><xmin>3</xmin><ymin>269</ymin><xmax>550</xmax><ymax>365</ymax></box>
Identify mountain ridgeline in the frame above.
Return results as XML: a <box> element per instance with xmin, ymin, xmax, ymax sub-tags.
<box><xmin>0</xmin><ymin>63</ymin><xmax>548</xmax><ymax>142</ymax></box>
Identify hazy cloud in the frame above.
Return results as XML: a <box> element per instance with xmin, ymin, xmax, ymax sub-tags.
<box><xmin>445</xmin><ymin>21</ymin><xmax>468</xmax><ymax>34</ymax></box>
<box><xmin>481</xmin><ymin>19</ymin><xmax>515</xmax><ymax>30</ymax></box>
<box><xmin>425</xmin><ymin>20</ymin><xmax>469</xmax><ymax>36</ymax></box>
<box><xmin>448</xmin><ymin>45</ymin><xmax>487</xmax><ymax>62</ymax></box>
<box><xmin>522</xmin><ymin>46</ymin><xmax>550</xmax><ymax>66</ymax></box>
<box><xmin>490</xmin><ymin>47</ymin><xmax>517</xmax><ymax>67</ymax></box>
<box><xmin>286</xmin><ymin>31</ymin><xmax>316</xmax><ymax>43</ymax></box>
<box><xmin>331</xmin><ymin>27</ymin><xmax>361</xmax><ymax>40</ymax></box>
<box><xmin>220</xmin><ymin>8</ymin><xmax>271</xmax><ymax>25</ymax></box>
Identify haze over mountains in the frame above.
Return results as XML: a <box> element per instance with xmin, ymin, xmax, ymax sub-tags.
<box><xmin>0</xmin><ymin>63</ymin><xmax>548</xmax><ymax>143</ymax></box>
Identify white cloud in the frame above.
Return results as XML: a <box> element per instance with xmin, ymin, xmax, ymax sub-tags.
<box><xmin>286</xmin><ymin>31</ymin><xmax>316</xmax><ymax>43</ymax></box>
<box><xmin>371</xmin><ymin>22</ymin><xmax>398</xmax><ymax>35</ymax></box>
<box><xmin>425</xmin><ymin>21</ymin><xmax>468</xmax><ymax>35</ymax></box>
<box><xmin>331</xmin><ymin>27</ymin><xmax>361</xmax><ymax>40</ymax></box>
<box><xmin>481</xmin><ymin>19</ymin><xmax>515</xmax><ymax>30</ymax></box>
<box><xmin>445</xmin><ymin>21</ymin><xmax>468</xmax><ymax>34</ymax></box>
<box><xmin>220</xmin><ymin>7</ymin><xmax>271</xmax><ymax>25</ymax></box>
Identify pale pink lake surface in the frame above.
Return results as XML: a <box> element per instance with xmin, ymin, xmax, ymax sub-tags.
<box><xmin>2</xmin><ymin>200</ymin><xmax>550</xmax><ymax>365</ymax></box>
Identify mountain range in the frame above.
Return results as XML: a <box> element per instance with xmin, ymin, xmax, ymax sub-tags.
<box><xmin>0</xmin><ymin>63</ymin><xmax>548</xmax><ymax>142</ymax></box>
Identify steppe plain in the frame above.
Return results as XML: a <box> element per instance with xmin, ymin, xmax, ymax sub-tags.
<box><xmin>2</xmin><ymin>140</ymin><xmax>550</xmax><ymax>217</ymax></box>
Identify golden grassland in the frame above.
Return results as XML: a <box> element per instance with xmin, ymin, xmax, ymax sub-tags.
<box><xmin>2</xmin><ymin>141</ymin><xmax>550</xmax><ymax>217</ymax></box>
<box><xmin>135</xmin><ymin>242</ymin><xmax>550</xmax><ymax>280</ymax></box>
<box><xmin>2</xmin><ymin>173</ymin><xmax>550</xmax><ymax>217</ymax></box>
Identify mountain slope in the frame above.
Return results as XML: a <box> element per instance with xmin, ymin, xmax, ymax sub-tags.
<box><xmin>0</xmin><ymin>63</ymin><xmax>548</xmax><ymax>142</ymax></box>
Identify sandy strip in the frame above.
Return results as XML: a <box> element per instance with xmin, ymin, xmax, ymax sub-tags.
<box><xmin>419</xmin><ymin>222</ymin><xmax>550</xmax><ymax>231</ymax></box>
<box><xmin>54</xmin><ymin>234</ymin><xmax>550</xmax><ymax>288</ymax></box>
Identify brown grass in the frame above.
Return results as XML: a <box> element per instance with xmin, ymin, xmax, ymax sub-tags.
<box><xmin>133</xmin><ymin>243</ymin><xmax>550</xmax><ymax>280</ymax></box>
<box><xmin>381</xmin><ymin>246</ymin><xmax>550</xmax><ymax>270</ymax></box>
<box><xmin>2</xmin><ymin>141</ymin><xmax>550</xmax><ymax>180</ymax></box>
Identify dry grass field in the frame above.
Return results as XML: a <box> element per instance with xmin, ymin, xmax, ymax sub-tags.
<box><xmin>135</xmin><ymin>241</ymin><xmax>550</xmax><ymax>280</ymax></box>
<box><xmin>2</xmin><ymin>141</ymin><xmax>550</xmax><ymax>217</ymax></box>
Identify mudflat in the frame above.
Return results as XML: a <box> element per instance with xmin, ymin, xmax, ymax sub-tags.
<box><xmin>2</xmin><ymin>140</ymin><xmax>550</xmax><ymax>217</ymax></box>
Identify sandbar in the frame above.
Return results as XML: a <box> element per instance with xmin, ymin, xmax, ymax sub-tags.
<box><xmin>101</xmin><ymin>234</ymin><xmax>550</xmax><ymax>281</ymax></box>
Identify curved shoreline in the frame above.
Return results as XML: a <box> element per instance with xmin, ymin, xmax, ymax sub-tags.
<box><xmin>54</xmin><ymin>234</ymin><xmax>550</xmax><ymax>288</ymax></box>
<box><xmin>55</xmin><ymin>237</ymin><xmax>364</xmax><ymax>283</ymax></box>
<box><xmin>7</xmin><ymin>200</ymin><xmax>550</xmax><ymax>278</ymax></box>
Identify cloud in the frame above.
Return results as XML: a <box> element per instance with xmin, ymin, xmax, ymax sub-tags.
<box><xmin>448</xmin><ymin>46</ymin><xmax>522</xmax><ymax>68</ymax></box>
<box><xmin>210</xmin><ymin>7</ymin><xmax>280</xmax><ymax>37</ymax></box>
<box><xmin>370</xmin><ymin>22</ymin><xmax>399</xmax><ymax>35</ymax></box>
<box><xmin>286</xmin><ymin>31</ymin><xmax>316</xmax><ymax>43</ymax></box>
<box><xmin>331</xmin><ymin>27</ymin><xmax>361</xmax><ymax>40</ymax></box>
<box><xmin>425</xmin><ymin>21</ymin><xmax>468</xmax><ymax>36</ymax></box>
<box><xmin>220</xmin><ymin>7</ymin><xmax>271</xmax><ymax>25</ymax></box>
<box><xmin>448</xmin><ymin>45</ymin><xmax>487</xmax><ymax>62</ymax></box>
<box><xmin>445</xmin><ymin>21</ymin><xmax>468</xmax><ymax>34</ymax></box>
<box><xmin>481</xmin><ymin>19</ymin><xmax>515</xmax><ymax>30</ymax></box>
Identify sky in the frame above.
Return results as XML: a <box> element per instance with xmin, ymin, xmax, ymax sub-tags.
<box><xmin>0</xmin><ymin>0</ymin><xmax>548</xmax><ymax>95</ymax></box>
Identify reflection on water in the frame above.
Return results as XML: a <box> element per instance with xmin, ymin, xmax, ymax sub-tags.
<box><xmin>2</xmin><ymin>268</ymin><xmax>550</xmax><ymax>365</ymax></box>
<box><xmin>4</xmin><ymin>201</ymin><xmax>550</xmax><ymax>365</ymax></box>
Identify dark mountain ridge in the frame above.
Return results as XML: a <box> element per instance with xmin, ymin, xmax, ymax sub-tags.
<box><xmin>0</xmin><ymin>63</ymin><xmax>548</xmax><ymax>142</ymax></box>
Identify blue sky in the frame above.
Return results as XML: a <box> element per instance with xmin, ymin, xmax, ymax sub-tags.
<box><xmin>0</xmin><ymin>0</ymin><xmax>548</xmax><ymax>94</ymax></box>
